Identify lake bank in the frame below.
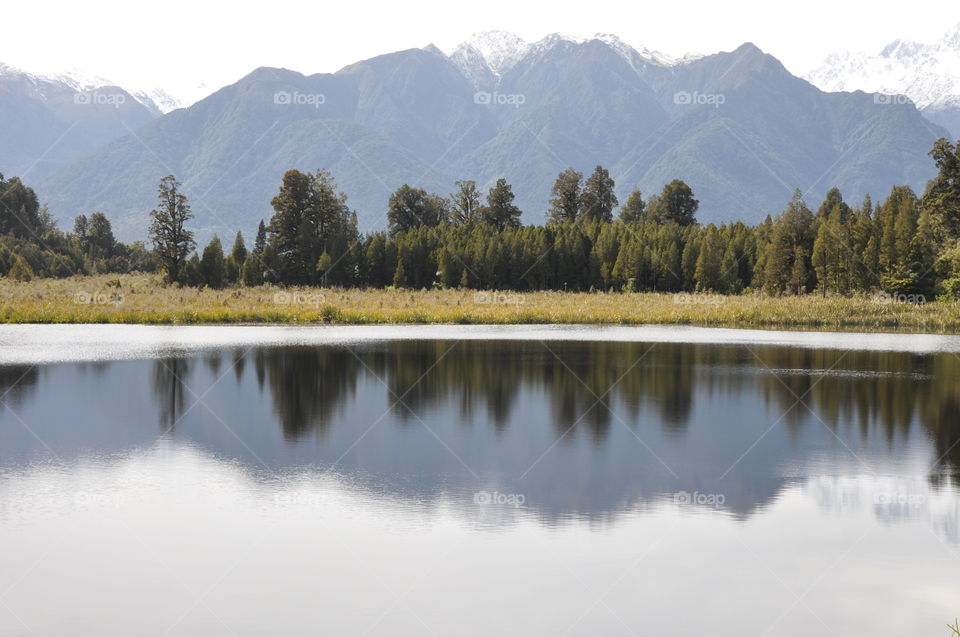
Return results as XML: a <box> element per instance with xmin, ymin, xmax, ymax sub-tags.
<box><xmin>3</xmin><ymin>323</ymin><xmax>960</xmax><ymax>366</ymax></box>
<box><xmin>2</xmin><ymin>273</ymin><xmax>959</xmax><ymax>332</ymax></box>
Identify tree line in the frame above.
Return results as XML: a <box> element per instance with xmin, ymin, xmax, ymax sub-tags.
<box><xmin>0</xmin><ymin>173</ymin><xmax>155</xmax><ymax>281</ymax></box>
<box><xmin>2</xmin><ymin>137</ymin><xmax>960</xmax><ymax>298</ymax></box>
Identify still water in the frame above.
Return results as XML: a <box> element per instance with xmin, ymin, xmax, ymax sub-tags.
<box><xmin>0</xmin><ymin>325</ymin><xmax>958</xmax><ymax>636</ymax></box>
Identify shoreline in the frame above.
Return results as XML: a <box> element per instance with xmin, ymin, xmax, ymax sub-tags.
<box><xmin>2</xmin><ymin>273</ymin><xmax>959</xmax><ymax>333</ymax></box>
<box><xmin>3</xmin><ymin>323</ymin><xmax>960</xmax><ymax>366</ymax></box>
<box><xmin>2</xmin><ymin>318</ymin><xmax>959</xmax><ymax>336</ymax></box>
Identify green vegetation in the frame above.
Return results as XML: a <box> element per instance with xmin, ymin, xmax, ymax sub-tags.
<box><xmin>3</xmin><ymin>273</ymin><xmax>960</xmax><ymax>330</ymax></box>
<box><xmin>2</xmin><ymin>138</ymin><xmax>960</xmax><ymax>324</ymax></box>
<box><xmin>148</xmin><ymin>174</ymin><xmax>196</xmax><ymax>284</ymax></box>
<box><xmin>0</xmin><ymin>174</ymin><xmax>155</xmax><ymax>280</ymax></box>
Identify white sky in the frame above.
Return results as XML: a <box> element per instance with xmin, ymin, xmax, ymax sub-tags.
<box><xmin>2</xmin><ymin>0</ymin><xmax>957</xmax><ymax>102</ymax></box>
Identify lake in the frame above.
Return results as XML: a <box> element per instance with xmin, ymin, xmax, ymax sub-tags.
<box><xmin>1</xmin><ymin>325</ymin><xmax>958</xmax><ymax>636</ymax></box>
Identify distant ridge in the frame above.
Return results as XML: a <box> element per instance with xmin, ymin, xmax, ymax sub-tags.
<box><xmin>807</xmin><ymin>22</ymin><xmax>960</xmax><ymax>137</ymax></box>
<box><xmin>0</xmin><ymin>32</ymin><xmax>945</xmax><ymax>241</ymax></box>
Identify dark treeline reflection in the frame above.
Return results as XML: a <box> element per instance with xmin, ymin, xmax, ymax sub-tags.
<box><xmin>234</xmin><ymin>342</ymin><xmax>701</xmax><ymax>442</ymax></box>
<box><xmin>0</xmin><ymin>365</ymin><xmax>38</xmax><ymax>408</ymax></box>
<box><xmin>4</xmin><ymin>339</ymin><xmax>960</xmax><ymax>522</ymax></box>
<box><xmin>143</xmin><ymin>340</ymin><xmax>960</xmax><ymax>479</ymax></box>
<box><xmin>254</xmin><ymin>346</ymin><xmax>359</xmax><ymax>439</ymax></box>
<box><xmin>153</xmin><ymin>358</ymin><xmax>191</xmax><ymax>433</ymax></box>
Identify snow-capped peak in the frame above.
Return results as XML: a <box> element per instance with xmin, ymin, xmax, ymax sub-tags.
<box><xmin>806</xmin><ymin>22</ymin><xmax>960</xmax><ymax>119</ymax></box>
<box><xmin>594</xmin><ymin>33</ymin><xmax>675</xmax><ymax>66</ymax></box>
<box><xmin>0</xmin><ymin>61</ymin><xmax>185</xmax><ymax>114</ymax></box>
<box><xmin>131</xmin><ymin>88</ymin><xmax>184</xmax><ymax>114</ymax></box>
<box><xmin>39</xmin><ymin>67</ymin><xmax>115</xmax><ymax>92</ymax></box>
<box><xmin>523</xmin><ymin>32</ymin><xmax>604</xmax><ymax>58</ymax></box>
<box><xmin>0</xmin><ymin>62</ymin><xmax>27</xmax><ymax>78</ymax></box>
<box><xmin>0</xmin><ymin>62</ymin><xmax>106</xmax><ymax>90</ymax></box>
<box><xmin>452</xmin><ymin>30</ymin><xmax>530</xmax><ymax>77</ymax></box>
<box><xmin>448</xmin><ymin>30</ymin><xmax>684</xmax><ymax>87</ymax></box>
<box><xmin>938</xmin><ymin>22</ymin><xmax>960</xmax><ymax>50</ymax></box>
<box><xmin>879</xmin><ymin>38</ymin><xmax>924</xmax><ymax>60</ymax></box>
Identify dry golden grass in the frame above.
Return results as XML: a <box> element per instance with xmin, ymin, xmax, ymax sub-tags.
<box><xmin>1</xmin><ymin>273</ymin><xmax>959</xmax><ymax>332</ymax></box>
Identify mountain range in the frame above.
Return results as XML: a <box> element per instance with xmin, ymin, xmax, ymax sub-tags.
<box><xmin>0</xmin><ymin>32</ymin><xmax>954</xmax><ymax>241</ymax></box>
<box><xmin>0</xmin><ymin>63</ymin><xmax>161</xmax><ymax>183</ymax></box>
<box><xmin>806</xmin><ymin>23</ymin><xmax>960</xmax><ymax>138</ymax></box>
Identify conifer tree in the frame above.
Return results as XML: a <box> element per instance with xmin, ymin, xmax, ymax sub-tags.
<box><xmin>231</xmin><ymin>231</ymin><xmax>247</xmax><ymax>265</ymax></box>
<box><xmin>649</xmin><ymin>180</ymin><xmax>699</xmax><ymax>226</ymax></box>
<box><xmin>580</xmin><ymin>166</ymin><xmax>618</xmax><ymax>223</ymax></box>
<box><xmin>267</xmin><ymin>169</ymin><xmax>355</xmax><ymax>284</ymax></box>
<box><xmin>482</xmin><ymin>178</ymin><xmax>522</xmax><ymax>230</ymax></box>
<box><xmin>387</xmin><ymin>185</ymin><xmax>447</xmax><ymax>235</ymax></box>
<box><xmin>923</xmin><ymin>138</ymin><xmax>960</xmax><ymax>237</ymax></box>
<box><xmin>790</xmin><ymin>245</ymin><xmax>809</xmax><ymax>295</ymax></box>
<box><xmin>547</xmin><ymin>169</ymin><xmax>582</xmax><ymax>224</ymax></box>
<box><xmin>450</xmin><ymin>180</ymin><xmax>481</xmax><ymax>226</ymax></box>
<box><xmin>254</xmin><ymin>220</ymin><xmax>267</xmax><ymax>255</ymax></box>
<box><xmin>619</xmin><ymin>188</ymin><xmax>645</xmax><ymax>224</ymax></box>
<box><xmin>694</xmin><ymin>225</ymin><xmax>723</xmax><ymax>291</ymax></box>
<box><xmin>148</xmin><ymin>175</ymin><xmax>195</xmax><ymax>284</ymax></box>
<box><xmin>200</xmin><ymin>235</ymin><xmax>227</xmax><ymax>289</ymax></box>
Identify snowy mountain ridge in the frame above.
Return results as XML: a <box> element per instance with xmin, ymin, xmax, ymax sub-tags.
<box><xmin>451</xmin><ymin>30</ymin><xmax>531</xmax><ymax>77</ymax></box>
<box><xmin>446</xmin><ymin>30</ymin><xmax>681</xmax><ymax>88</ymax></box>
<box><xmin>0</xmin><ymin>62</ymin><xmax>184</xmax><ymax>114</ymax></box>
<box><xmin>806</xmin><ymin>23</ymin><xmax>960</xmax><ymax>135</ymax></box>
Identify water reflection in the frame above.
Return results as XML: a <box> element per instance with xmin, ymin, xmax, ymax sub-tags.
<box><xmin>152</xmin><ymin>357</ymin><xmax>191</xmax><ymax>433</ymax></box>
<box><xmin>239</xmin><ymin>341</ymin><xmax>960</xmax><ymax>479</ymax></box>
<box><xmin>1</xmin><ymin>444</ymin><xmax>955</xmax><ymax>637</ymax></box>
<box><xmin>253</xmin><ymin>346</ymin><xmax>359</xmax><ymax>439</ymax></box>
<box><xmin>2</xmin><ymin>335</ymin><xmax>960</xmax><ymax>636</ymax></box>
<box><xmin>0</xmin><ymin>364</ymin><xmax>38</xmax><ymax>408</ymax></box>
<box><xmin>1</xmin><ymin>339</ymin><xmax>959</xmax><ymax>522</ymax></box>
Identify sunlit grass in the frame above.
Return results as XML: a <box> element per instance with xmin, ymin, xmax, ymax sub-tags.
<box><xmin>1</xmin><ymin>273</ymin><xmax>959</xmax><ymax>332</ymax></box>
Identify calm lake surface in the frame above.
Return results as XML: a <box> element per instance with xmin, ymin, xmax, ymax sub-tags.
<box><xmin>1</xmin><ymin>325</ymin><xmax>959</xmax><ymax>636</ymax></box>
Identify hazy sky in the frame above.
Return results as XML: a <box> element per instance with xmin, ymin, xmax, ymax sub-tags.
<box><xmin>2</xmin><ymin>0</ymin><xmax>956</xmax><ymax>101</ymax></box>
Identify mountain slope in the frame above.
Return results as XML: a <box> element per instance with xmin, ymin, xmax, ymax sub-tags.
<box><xmin>615</xmin><ymin>43</ymin><xmax>946</xmax><ymax>221</ymax></box>
<box><xmin>0</xmin><ymin>64</ymin><xmax>160</xmax><ymax>182</ymax></box>
<box><xmin>450</xmin><ymin>30</ymin><xmax>531</xmax><ymax>87</ymax></box>
<box><xmin>33</xmin><ymin>33</ymin><xmax>950</xmax><ymax>241</ymax></box>
<box><xmin>451</xmin><ymin>36</ymin><xmax>670</xmax><ymax>217</ymax></box>
<box><xmin>36</xmin><ymin>54</ymin><xmax>478</xmax><ymax>238</ymax></box>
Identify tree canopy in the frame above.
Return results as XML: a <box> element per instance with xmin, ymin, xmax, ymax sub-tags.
<box><xmin>6</xmin><ymin>140</ymin><xmax>960</xmax><ymax>302</ymax></box>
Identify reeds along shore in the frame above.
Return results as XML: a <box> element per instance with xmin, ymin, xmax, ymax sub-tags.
<box><xmin>1</xmin><ymin>274</ymin><xmax>959</xmax><ymax>331</ymax></box>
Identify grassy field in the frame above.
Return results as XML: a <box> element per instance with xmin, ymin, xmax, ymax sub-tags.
<box><xmin>1</xmin><ymin>273</ymin><xmax>959</xmax><ymax>332</ymax></box>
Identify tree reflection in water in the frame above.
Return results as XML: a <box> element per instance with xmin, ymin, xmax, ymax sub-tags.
<box><xmin>141</xmin><ymin>339</ymin><xmax>960</xmax><ymax>480</ymax></box>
